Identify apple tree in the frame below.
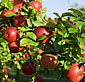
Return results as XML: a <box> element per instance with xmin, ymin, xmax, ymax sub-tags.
<box><xmin>0</xmin><ymin>0</ymin><xmax>85</xmax><ymax>82</ymax></box>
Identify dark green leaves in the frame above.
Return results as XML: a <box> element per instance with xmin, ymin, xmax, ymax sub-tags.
<box><xmin>4</xmin><ymin>12</ymin><xmax>16</xmax><ymax>17</ymax></box>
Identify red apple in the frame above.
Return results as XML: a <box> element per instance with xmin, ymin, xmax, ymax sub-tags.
<box><xmin>16</xmin><ymin>56</ymin><xmax>20</xmax><ymax>60</ymax></box>
<box><xmin>1</xmin><ymin>10</ymin><xmax>13</xmax><ymax>20</ymax></box>
<box><xmin>5</xmin><ymin>78</ymin><xmax>11</xmax><ymax>82</ymax></box>
<box><xmin>13</xmin><ymin>14</ymin><xmax>27</xmax><ymax>27</ymax></box>
<box><xmin>4</xmin><ymin>27</ymin><xmax>18</xmax><ymax>42</ymax></box>
<box><xmin>27</xmin><ymin>1</ymin><xmax>42</xmax><ymax>12</ymax></box>
<box><xmin>12</xmin><ymin>0</ymin><xmax>24</xmax><ymax>7</ymax></box>
<box><xmin>63</xmin><ymin>62</ymin><xmax>84</xmax><ymax>82</ymax></box>
<box><xmin>8</xmin><ymin>42</ymin><xmax>23</xmax><ymax>53</ymax></box>
<box><xmin>11</xmin><ymin>6</ymin><xmax>21</xmax><ymax>13</ymax></box>
<box><xmin>22</xmin><ymin>55</ymin><xmax>26</xmax><ymax>59</ymax></box>
<box><xmin>21</xmin><ymin>62</ymin><xmax>36</xmax><ymax>75</ymax></box>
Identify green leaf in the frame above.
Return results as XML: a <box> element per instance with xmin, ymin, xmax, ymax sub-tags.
<box><xmin>64</xmin><ymin>61</ymin><xmax>71</xmax><ymax>69</ymax></box>
<box><xmin>39</xmin><ymin>42</ymin><xmax>44</xmax><ymax>49</ymax></box>
<box><xmin>61</xmin><ymin>12</ymin><xmax>78</xmax><ymax>17</ymax></box>
<box><xmin>37</xmin><ymin>35</ymin><xmax>47</xmax><ymax>41</ymax></box>
<box><xmin>53</xmin><ymin>66</ymin><xmax>63</xmax><ymax>79</ymax></box>
<box><xmin>45</xmin><ymin>22</ymin><xmax>56</xmax><ymax>28</ymax></box>
<box><xmin>1</xmin><ymin>0</ymin><xmax>8</xmax><ymax>3</ymax></box>
<box><xmin>4</xmin><ymin>12</ymin><xmax>16</xmax><ymax>17</ymax></box>
<box><xmin>54</xmin><ymin>39</ymin><xmax>63</xmax><ymax>52</ymax></box>
<box><xmin>81</xmin><ymin>33</ymin><xmax>85</xmax><ymax>37</ymax></box>
<box><xmin>53</xmin><ymin>12</ymin><xmax>60</xmax><ymax>18</ymax></box>
<box><xmin>26</xmin><ymin>32</ymin><xmax>37</xmax><ymax>41</ymax></box>
<box><xmin>20</xmin><ymin>38</ymin><xmax>39</xmax><ymax>47</ymax></box>
<box><xmin>68</xmin><ymin>8</ymin><xmax>83</xmax><ymax>16</ymax></box>
<box><xmin>44</xmin><ymin>14</ymin><xmax>49</xmax><ymax>21</ymax></box>
<box><xmin>39</xmin><ymin>7</ymin><xmax>47</xmax><ymax>13</ymax></box>
<box><xmin>32</xmin><ymin>20</ymin><xmax>44</xmax><ymax>27</ymax></box>
<box><xmin>77</xmin><ymin>21</ymin><xmax>84</xmax><ymax>30</ymax></box>
<box><xmin>68</xmin><ymin>28</ymin><xmax>78</xmax><ymax>33</ymax></box>
<box><xmin>27</xmin><ymin>19</ymin><xmax>32</xmax><ymax>27</ymax></box>
<box><xmin>7</xmin><ymin>2</ymin><xmax>13</xmax><ymax>10</ymax></box>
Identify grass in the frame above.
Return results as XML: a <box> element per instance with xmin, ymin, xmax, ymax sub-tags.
<box><xmin>8</xmin><ymin>67</ymin><xmax>85</xmax><ymax>82</ymax></box>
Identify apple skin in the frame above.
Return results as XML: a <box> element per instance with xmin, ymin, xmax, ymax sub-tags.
<box><xmin>28</xmin><ymin>76</ymin><xmax>44</xmax><ymax>82</ymax></box>
<box><xmin>8</xmin><ymin>42</ymin><xmax>23</xmax><ymax>53</ymax></box>
<box><xmin>40</xmin><ymin>54</ymin><xmax>58</xmax><ymax>69</ymax></box>
<box><xmin>22</xmin><ymin>55</ymin><xmax>26</xmax><ymax>59</ymax></box>
<box><xmin>12</xmin><ymin>0</ymin><xmax>24</xmax><ymax>7</ymax></box>
<box><xmin>21</xmin><ymin>62</ymin><xmax>36</xmax><ymax>75</ymax></box>
<box><xmin>27</xmin><ymin>1</ymin><xmax>42</xmax><ymax>12</ymax></box>
<box><xmin>13</xmin><ymin>14</ymin><xmax>27</xmax><ymax>27</ymax></box>
<box><xmin>4</xmin><ymin>27</ymin><xmax>18</xmax><ymax>42</ymax></box>
<box><xmin>16</xmin><ymin>56</ymin><xmax>20</xmax><ymax>60</ymax></box>
<box><xmin>1</xmin><ymin>10</ymin><xmax>13</xmax><ymax>20</ymax></box>
<box><xmin>63</xmin><ymin>63</ymin><xmax>84</xmax><ymax>82</ymax></box>
<box><xmin>34</xmin><ymin>26</ymin><xmax>50</xmax><ymax>39</ymax></box>
<box><xmin>11</xmin><ymin>6</ymin><xmax>21</xmax><ymax>13</ymax></box>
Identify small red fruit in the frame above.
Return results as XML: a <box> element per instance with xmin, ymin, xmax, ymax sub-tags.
<box><xmin>27</xmin><ymin>1</ymin><xmax>42</xmax><ymax>12</ymax></box>
<box><xmin>38</xmin><ymin>49</ymin><xmax>44</xmax><ymax>54</ymax></box>
<box><xmin>4</xmin><ymin>27</ymin><xmax>18</xmax><ymax>42</ymax></box>
<box><xmin>21</xmin><ymin>62</ymin><xmax>36</xmax><ymax>75</ymax></box>
<box><xmin>1</xmin><ymin>10</ymin><xmax>13</xmax><ymax>20</ymax></box>
<box><xmin>28</xmin><ymin>76</ymin><xmax>44</xmax><ymax>82</ymax></box>
<box><xmin>22</xmin><ymin>55</ymin><xmax>26</xmax><ymax>59</ymax></box>
<box><xmin>16</xmin><ymin>56</ymin><xmax>20</xmax><ymax>60</ymax></box>
<box><xmin>5</xmin><ymin>78</ymin><xmax>11</xmax><ymax>82</ymax></box>
<box><xmin>25</xmin><ymin>52</ymin><xmax>32</xmax><ymax>59</ymax></box>
<box><xmin>26</xmin><ymin>44</ymin><xmax>30</xmax><ymax>49</ymax></box>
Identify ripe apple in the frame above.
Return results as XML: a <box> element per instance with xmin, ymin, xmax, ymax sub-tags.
<box><xmin>40</xmin><ymin>54</ymin><xmax>58</xmax><ymax>69</ymax></box>
<box><xmin>13</xmin><ymin>14</ymin><xmax>27</xmax><ymax>27</ymax></box>
<box><xmin>11</xmin><ymin>6</ymin><xmax>21</xmax><ymax>13</ymax></box>
<box><xmin>21</xmin><ymin>62</ymin><xmax>36</xmax><ymax>75</ymax></box>
<box><xmin>12</xmin><ymin>0</ymin><xmax>24</xmax><ymax>7</ymax></box>
<box><xmin>34</xmin><ymin>26</ymin><xmax>50</xmax><ymax>40</ymax></box>
<box><xmin>28</xmin><ymin>76</ymin><xmax>44</xmax><ymax>82</ymax></box>
<box><xmin>27</xmin><ymin>1</ymin><xmax>42</xmax><ymax>12</ymax></box>
<box><xmin>1</xmin><ymin>10</ymin><xmax>13</xmax><ymax>20</ymax></box>
<box><xmin>38</xmin><ymin>49</ymin><xmax>44</xmax><ymax>54</ymax></box>
<box><xmin>4</xmin><ymin>27</ymin><xmax>18</xmax><ymax>42</ymax></box>
<box><xmin>8</xmin><ymin>42</ymin><xmax>23</xmax><ymax>53</ymax></box>
<box><xmin>63</xmin><ymin>63</ymin><xmax>84</xmax><ymax>82</ymax></box>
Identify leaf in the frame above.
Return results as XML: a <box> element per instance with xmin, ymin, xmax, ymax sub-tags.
<box><xmin>20</xmin><ymin>38</ymin><xmax>39</xmax><ymax>47</ymax></box>
<box><xmin>32</xmin><ymin>20</ymin><xmax>44</xmax><ymax>27</ymax></box>
<box><xmin>26</xmin><ymin>32</ymin><xmax>37</xmax><ymax>41</ymax></box>
<box><xmin>4</xmin><ymin>12</ymin><xmax>16</xmax><ymax>17</ymax></box>
<box><xmin>68</xmin><ymin>28</ymin><xmax>78</xmax><ymax>33</ymax></box>
<box><xmin>37</xmin><ymin>35</ymin><xmax>47</xmax><ymax>41</ymax></box>
<box><xmin>45</xmin><ymin>22</ymin><xmax>56</xmax><ymax>28</ymax></box>
<box><xmin>7</xmin><ymin>2</ymin><xmax>13</xmax><ymax>10</ymax></box>
<box><xmin>68</xmin><ymin>8</ymin><xmax>83</xmax><ymax>16</ymax></box>
<box><xmin>39</xmin><ymin>7</ymin><xmax>47</xmax><ymax>13</ymax></box>
<box><xmin>77</xmin><ymin>21</ymin><xmax>84</xmax><ymax>30</ymax></box>
<box><xmin>61</xmin><ymin>12</ymin><xmax>78</xmax><ymax>17</ymax></box>
<box><xmin>81</xmin><ymin>33</ymin><xmax>85</xmax><ymax>37</ymax></box>
<box><xmin>53</xmin><ymin>12</ymin><xmax>60</xmax><ymax>18</ymax></box>
<box><xmin>54</xmin><ymin>39</ymin><xmax>63</xmax><ymax>52</ymax></box>
<box><xmin>53</xmin><ymin>66</ymin><xmax>63</xmax><ymax>79</ymax></box>
<box><xmin>1</xmin><ymin>0</ymin><xmax>8</xmax><ymax>3</ymax></box>
<box><xmin>44</xmin><ymin>14</ymin><xmax>49</xmax><ymax>21</ymax></box>
<box><xmin>27</xmin><ymin>19</ymin><xmax>32</xmax><ymax>27</ymax></box>
<box><xmin>64</xmin><ymin>61</ymin><xmax>71</xmax><ymax>69</ymax></box>
<box><xmin>39</xmin><ymin>42</ymin><xmax>44</xmax><ymax>49</ymax></box>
